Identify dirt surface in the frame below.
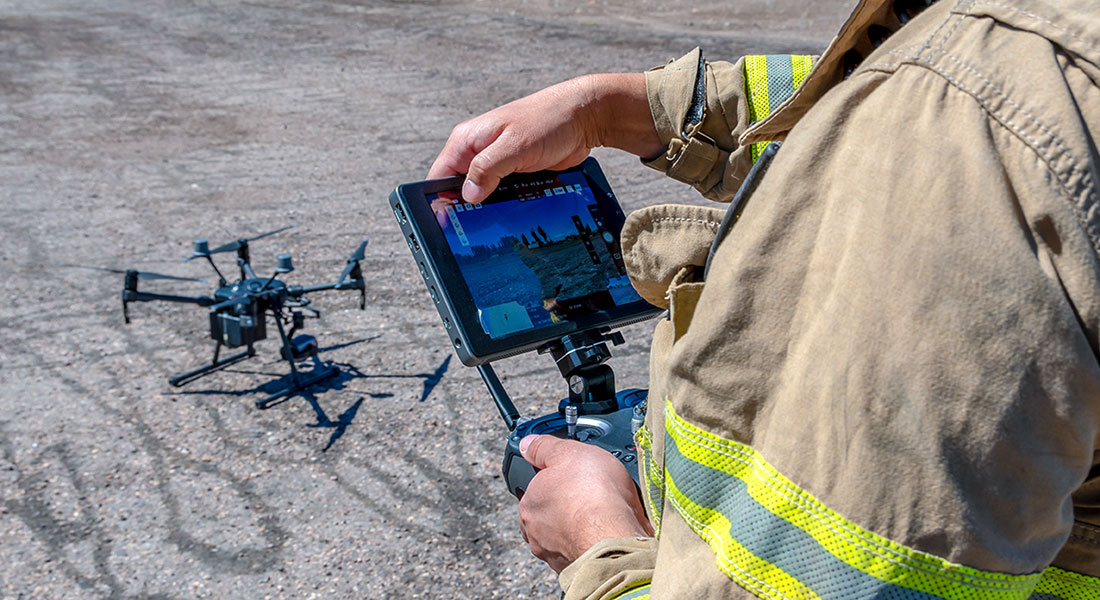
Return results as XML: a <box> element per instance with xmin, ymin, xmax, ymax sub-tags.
<box><xmin>0</xmin><ymin>1</ymin><xmax>849</xmax><ymax>598</ymax></box>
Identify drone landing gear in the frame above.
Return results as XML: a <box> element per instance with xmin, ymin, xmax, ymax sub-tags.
<box><xmin>255</xmin><ymin>358</ymin><xmax>338</xmax><ymax>410</ymax></box>
<box><xmin>169</xmin><ymin>342</ymin><xmax>256</xmax><ymax>387</ymax></box>
<box><xmin>253</xmin><ymin>311</ymin><xmax>338</xmax><ymax>410</ymax></box>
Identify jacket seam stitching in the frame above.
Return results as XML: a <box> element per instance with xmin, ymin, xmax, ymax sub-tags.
<box><xmin>916</xmin><ymin>1</ymin><xmax>965</xmax><ymax>63</ymax></box>
<box><xmin>1068</xmin><ymin>533</ymin><xmax>1100</xmax><ymax>548</ymax></box>
<box><xmin>966</xmin><ymin>2</ymin><xmax>1093</xmax><ymax>48</ymax></box>
<box><xmin>1068</xmin><ymin>520</ymin><xmax>1100</xmax><ymax>547</ymax></box>
<box><xmin>648</xmin><ymin>217</ymin><xmax>721</xmax><ymax>229</ymax></box>
<box><xmin>936</xmin><ymin>50</ymin><xmax>1100</xmax><ymax>256</ymax></box>
<box><xmin>860</xmin><ymin>57</ymin><xmax>1100</xmax><ymax>257</ymax></box>
<box><xmin>932</xmin><ymin>12</ymin><xmax>968</xmax><ymax>57</ymax></box>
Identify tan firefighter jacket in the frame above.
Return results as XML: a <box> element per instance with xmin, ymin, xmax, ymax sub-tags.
<box><xmin>559</xmin><ymin>0</ymin><xmax>1100</xmax><ymax>598</ymax></box>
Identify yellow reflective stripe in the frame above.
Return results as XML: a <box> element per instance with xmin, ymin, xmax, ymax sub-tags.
<box><xmin>664</xmin><ymin>400</ymin><xmax>1042</xmax><ymax>599</ymax></box>
<box><xmin>666</xmin><ymin>473</ymin><xmax>823</xmax><ymax>599</ymax></box>
<box><xmin>634</xmin><ymin>424</ymin><xmax>664</xmax><ymax>534</ymax></box>
<box><xmin>744</xmin><ymin>55</ymin><xmax>771</xmax><ymax>125</ymax></box>
<box><xmin>1031</xmin><ymin>566</ymin><xmax>1100</xmax><ymax>600</ymax></box>
<box><xmin>749</xmin><ymin>140</ymin><xmax>772</xmax><ymax>164</ymax></box>
<box><xmin>791</xmin><ymin>54</ymin><xmax>813</xmax><ymax>89</ymax></box>
<box><xmin>610</xmin><ymin>582</ymin><xmax>652</xmax><ymax>600</ymax></box>
<box><xmin>744</xmin><ymin>54</ymin><xmax>814</xmax><ymax>163</ymax></box>
<box><xmin>743</xmin><ymin>54</ymin><xmax>770</xmax><ymax>162</ymax></box>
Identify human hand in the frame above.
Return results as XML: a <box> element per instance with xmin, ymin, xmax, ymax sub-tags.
<box><xmin>517</xmin><ymin>434</ymin><xmax>653</xmax><ymax>573</ymax></box>
<box><xmin>428</xmin><ymin>73</ymin><xmax>660</xmax><ymax>203</ymax></box>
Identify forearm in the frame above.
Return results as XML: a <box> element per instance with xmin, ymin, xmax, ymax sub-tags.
<box><xmin>576</xmin><ymin>73</ymin><xmax>664</xmax><ymax>160</ymax></box>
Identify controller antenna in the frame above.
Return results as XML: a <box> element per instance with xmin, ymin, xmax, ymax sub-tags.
<box><xmin>565</xmin><ymin>404</ymin><xmax>578</xmax><ymax>440</ymax></box>
<box><xmin>477</xmin><ymin>362</ymin><xmax>521</xmax><ymax>431</ymax></box>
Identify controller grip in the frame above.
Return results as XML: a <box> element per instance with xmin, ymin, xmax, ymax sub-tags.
<box><xmin>500</xmin><ymin>389</ymin><xmax>646</xmax><ymax>499</ymax></box>
<box><xmin>502</xmin><ymin>436</ymin><xmax>642</xmax><ymax>499</ymax></box>
<box><xmin>502</xmin><ymin>444</ymin><xmax>539</xmax><ymax>498</ymax></box>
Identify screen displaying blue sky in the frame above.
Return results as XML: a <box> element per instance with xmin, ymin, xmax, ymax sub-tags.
<box><xmin>426</xmin><ymin>171</ymin><xmax>638</xmax><ymax>339</ymax></box>
<box><xmin>443</xmin><ymin>190</ymin><xmax>597</xmax><ymax>253</ymax></box>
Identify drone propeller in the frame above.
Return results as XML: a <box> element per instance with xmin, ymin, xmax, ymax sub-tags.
<box><xmin>348</xmin><ymin>238</ymin><xmax>369</xmax><ymax>263</ymax></box>
<box><xmin>334</xmin><ymin>238</ymin><xmax>369</xmax><ymax>310</ymax></box>
<box><xmin>185</xmin><ymin>224</ymin><xmax>298</xmax><ymax>261</ymax></box>
<box><xmin>60</xmin><ymin>264</ymin><xmax>205</xmax><ymax>283</ymax></box>
<box><xmin>336</xmin><ymin>238</ymin><xmax>370</xmax><ymax>285</ymax></box>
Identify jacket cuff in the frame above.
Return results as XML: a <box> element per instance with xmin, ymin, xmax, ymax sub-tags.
<box><xmin>558</xmin><ymin>537</ymin><xmax>658</xmax><ymax>600</ymax></box>
<box><xmin>642</xmin><ymin>49</ymin><xmax>751</xmax><ymax>200</ymax></box>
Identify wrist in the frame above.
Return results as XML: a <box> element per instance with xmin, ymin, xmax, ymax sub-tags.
<box><xmin>570</xmin><ymin>503</ymin><xmax>652</xmax><ymax>560</ymax></box>
<box><xmin>575</xmin><ymin>73</ymin><xmax>662</xmax><ymax>159</ymax></box>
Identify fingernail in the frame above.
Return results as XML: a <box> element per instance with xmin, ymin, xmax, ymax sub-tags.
<box><xmin>462</xmin><ymin>179</ymin><xmax>483</xmax><ymax>202</ymax></box>
<box><xmin>519</xmin><ymin>434</ymin><xmax>536</xmax><ymax>455</ymax></box>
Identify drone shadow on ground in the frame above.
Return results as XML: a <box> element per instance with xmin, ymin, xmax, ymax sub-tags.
<box><xmin>170</xmin><ymin>338</ymin><xmax>453</xmax><ymax>451</ymax></box>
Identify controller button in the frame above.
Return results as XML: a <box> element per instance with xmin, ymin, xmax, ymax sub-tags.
<box><xmin>611</xmin><ymin>450</ymin><xmax>623</xmax><ymax>458</ymax></box>
<box><xmin>625</xmin><ymin>444</ymin><xmax>636</xmax><ymax>451</ymax></box>
<box><xmin>623</xmin><ymin>455</ymin><xmax>636</xmax><ymax>463</ymax></box>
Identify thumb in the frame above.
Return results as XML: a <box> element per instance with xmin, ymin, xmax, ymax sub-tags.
<box><xmin>519</xmin><ymin>434</ymin><xmax>569</xmax><ymax>470</ymax></box>
<box><xmin>463</xmin><ymin>131</ymin><xmax>524</xmax><ymax>203</ymax></box>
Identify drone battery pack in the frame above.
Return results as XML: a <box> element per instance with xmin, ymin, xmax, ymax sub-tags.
<box><xmin>210</xmin><ymin>311</ymin><xmax>266</xmax><ymax>348</ymax></box>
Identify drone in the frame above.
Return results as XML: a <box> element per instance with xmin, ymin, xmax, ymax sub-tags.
<box><xmin>71</xmin><ymin>225</ymin><xmax>368</xmax><ymax>408</ymax></box>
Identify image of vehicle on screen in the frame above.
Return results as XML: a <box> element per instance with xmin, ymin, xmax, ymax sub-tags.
<box><xmin>429</xmin><ymin>177</ymin><xmax>641</xmax><ymax>340</ymax></box>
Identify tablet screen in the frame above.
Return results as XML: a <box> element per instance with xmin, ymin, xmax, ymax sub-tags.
<box><xmin>427</xmin><ymin>171</ymin><xmax>642</xmax><ymax>340</ymax></box>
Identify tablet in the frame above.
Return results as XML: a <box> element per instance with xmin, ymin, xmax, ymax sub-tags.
<box><xmin>389</xmin><ymin>157</ymin><xmax>660</xmax><ymax>366</ymax></box>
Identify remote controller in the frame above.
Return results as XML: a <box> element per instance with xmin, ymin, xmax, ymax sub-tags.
<box><xmin>502</xmin><ymin>389</ymin><xmax>647</xmax><ymax>498</ymax></box>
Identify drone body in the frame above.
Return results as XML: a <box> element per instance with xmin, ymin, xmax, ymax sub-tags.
<box><xmin>110</xmin><ymin>226</ymin><xmax>369</xmax><ymax>408</ymax></box>
<box><xmin>208</xmin><ymin>278</ymin><xmax>275</xmax><ymax>348</ymax></box>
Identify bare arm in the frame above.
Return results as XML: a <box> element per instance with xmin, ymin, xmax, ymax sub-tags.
<box><xmin>428</xmin><ymin>73</ymin><xmax>661</xmax><ymax>203</ymax></box>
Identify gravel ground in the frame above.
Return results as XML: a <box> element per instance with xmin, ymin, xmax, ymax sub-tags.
<box><xmin>0</xmin><ymin>1</ymin><xmax>847</xmax><ymax>598</ymax></box>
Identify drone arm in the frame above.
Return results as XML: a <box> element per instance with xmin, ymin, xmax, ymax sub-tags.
<box><xmin>123</xmin><ymin>290</ymin><xmax>217</xmax><ymax>306</ymax></box>
<box><xmin>121</xmin><ymin>290</ymin><xmax>216</xmax><ymax>323</ymax></box>
<box><xmin>287</xmin><ymin>278</ymin><xmax>366</xmax><ymax>309</ymax></box>
<box><xmin>287</xmin><ymin>282</ymin><xmax>339</xmax><ymax>295</ymax></box>
<box><xmin>282</xmin><ymin>236</ymin><xmax>369</xmax><ymax>307</ymax></box>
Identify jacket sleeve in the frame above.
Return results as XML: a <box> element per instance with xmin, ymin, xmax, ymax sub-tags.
<box><xmin>558</xmin><ymin>537</ymin><xmax>658</xmax><ymax>600</ymax></box>
<box><xmin>641</xmin><ymin>49</ymin><xmax>815</xmax><ymax>202</ymax></box>
<box><xmin>641</xmin><ymin>48</ymin><xmax>754</xmax><ymax>203</ymax></box>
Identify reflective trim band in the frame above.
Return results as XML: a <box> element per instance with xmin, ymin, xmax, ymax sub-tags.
<box><xmin>1031</xmin><ymin>566</ymin><xmax>1100</xmax><ymax>600</ymax></box>
<box><xmin>744</xmin><ymin>54</ymin><xmax>814</xmax><ymax>163</ymax></box>
<box><xmin>635</xmin><ymin>424</ymin><xmax>664</xmax><ymax>534</ymax></box>
<box><xmin>791</xmin><ymin>54</ymin><xmax>813</xmax><ymax>89</ymax></box>
<box><xmin>663</xmin><ymin>401</ymin><xmax>1043</xmax><ymax>600</ymax></box>
<box><xmin>610</xmin><ymin>582</ymin><xmax>651</xmax><ymax>600</ymax></box>
<box><xmin>744</xmin><ymin>54</ymin><xmax>814</xmax><ymax>123</ymax></box>
<box><xmin>744</xmin><ymin>55</ymin><xmax>772</xmax><ymax>124</ymax></box>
